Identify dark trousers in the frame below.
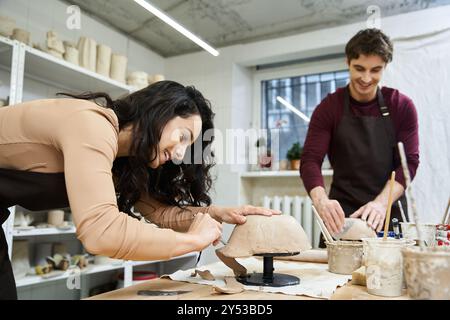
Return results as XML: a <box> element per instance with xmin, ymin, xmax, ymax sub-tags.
<box><xmin>0</xmin><ymin>208</ymin><xmax>18</xmax><ymax>300</ymax></box>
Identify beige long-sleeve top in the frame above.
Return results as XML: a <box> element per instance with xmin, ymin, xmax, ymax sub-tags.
<box><xmin>0</xmin><ymin>99</ymin><xmax>215</xmax><ymax>261</ymax></box>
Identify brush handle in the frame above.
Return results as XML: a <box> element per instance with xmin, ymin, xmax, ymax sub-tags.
<box><xmin>383</xmin><ymin>171</ymin><xmax>396</xmax><ymax>240</ymax></box>
<box><xmin>442</xmin><ymin>198</ymin><xmax>450</xmax><ymax>225</ymax></box>
<box><xmin>312</xmin><ymin>205</ymin><xmax>335</xmax><ymax>244</ymax></box>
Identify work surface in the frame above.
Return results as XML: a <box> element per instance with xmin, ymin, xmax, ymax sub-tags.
<box><xmin>88</xmin><ymin>260</ymin><xmax>410</xmax><ymax>300</ymax></box>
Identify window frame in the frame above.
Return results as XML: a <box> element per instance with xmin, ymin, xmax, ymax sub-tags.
<box><xmin>252</xmin><ymin>57</ymin><xmax>348</xmax><ymax>131</ymax></box>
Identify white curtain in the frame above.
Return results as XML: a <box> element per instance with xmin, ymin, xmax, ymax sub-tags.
<box><xmin>382</xmin><ymin>28</ymin><xmax>450</xmax><ymax>224</ymax></box>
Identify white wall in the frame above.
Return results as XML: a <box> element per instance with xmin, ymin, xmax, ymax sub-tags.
<box><xmin>166</xmin><ymin>5</ymin><xmax>450</xmax><ymax>264</ymax></box>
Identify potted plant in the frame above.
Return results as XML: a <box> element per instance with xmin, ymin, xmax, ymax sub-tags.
<box><xmin>286</xmin><ymin>142</ymin><xmax>303</xmax><ymax>170</ymax></box>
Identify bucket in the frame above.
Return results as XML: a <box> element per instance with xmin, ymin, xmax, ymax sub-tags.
<box><xmin>117</xmin><ymin>271</ymin><xmax>158</xmax><ymax>289</ymax></box>
<box><xmin>362</xmin><ymin>238</ymin><xmax>411</xmax><ymax>297</ymax></box>
<box><xmin>326</xmin><ymin>241</ymin><xmax>363</xmax><ymax>275</ymax></box>
<box><xmin>402</xmin><ymin>246</ymin><xmax>450</xmax><ymax>299</ymax></box>
<box><xmin>400</xmin><ymin>222</ymin><xmax>436</xmax><ymax>247</ymax></box>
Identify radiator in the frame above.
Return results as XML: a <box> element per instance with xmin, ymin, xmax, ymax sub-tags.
<box><xmin>263</xmin><ymin>195</ymin><xmax>321</xmax><ymax>248</ymax></box>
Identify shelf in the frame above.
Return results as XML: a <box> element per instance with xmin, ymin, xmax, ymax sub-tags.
<box><xmin>0</xmin><ymin>35</ymin><xmax>14</xmax><ymax>71</ymax></box>
<box><xmin>22</xmin><ymin>44</ymin><xmax>132</xmax><ymax>94</ymax></box>
<box><xmin>240</xmin><ymin>169</ymin><xmax>333</xmax><ymax>178</ymax></box>
<box><xmin>15</xmin><ymin>252</ymin><xmax>198</xmax><ymax>288</ymax></box>
<box><xmin>130</xmin><ymin>252</ymin><xmax>198</xmax><ymax>266</ymax></box>
<box><xmin>13</xmin><ymin>226</ymin><xmax>76</xmax><ymax>237</ymax></box>
<box><xmin>15</xmin><ymin>263</ymin><xmax>125</xmax><ymax>288</ymax></box>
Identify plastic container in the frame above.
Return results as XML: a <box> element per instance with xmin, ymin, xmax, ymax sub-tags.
<box><xmin>116</xmin><ymin>271</ymin><xmax>158</xmax><ymax>289</ymax></box>
<box><xmin>402</xmin><ymin>246</ymin><xmax>450</xmax><ymax>299</ymax></box>
<box><xmin>400</xmin><ymin>222</ymin><xmax>436</xmax><ymax>247</ymax></box>
<box><xmin>326</xmin><ymin>240</ymin><xmax>363</xmax><ymax>275</ymax></box>
<box><xmin>362</xmin><ymin>238</ymin><xmax>411</xmax><ymax>297</ymax></box>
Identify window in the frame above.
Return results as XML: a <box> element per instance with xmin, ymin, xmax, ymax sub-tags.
<box><xmin>261</xmin><ymin>70</ymin><xmax>349</xmax><ymax>160</ymax></box>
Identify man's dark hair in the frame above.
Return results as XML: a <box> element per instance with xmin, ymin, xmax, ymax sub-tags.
<box><xmin>345</xmin><ymin>28</ymin><xmax>393</xmax><ymax>63</ymax></box>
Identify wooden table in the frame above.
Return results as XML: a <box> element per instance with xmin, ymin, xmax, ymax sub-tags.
<box><xmin>88</xmin><ymin>261</ymin><xmax>410</xmax><ymax>300</ymax></box>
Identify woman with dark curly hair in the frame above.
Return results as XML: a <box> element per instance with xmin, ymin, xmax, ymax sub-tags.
<box><xmin>0</xmin><ymin>80</ymin><xmax>279</xmax><ymax>299</ymax></box>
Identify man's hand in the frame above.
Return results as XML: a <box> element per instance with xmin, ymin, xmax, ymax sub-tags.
<box><xmin>350</xmin><ymin>201</ymin><xmax>387</xmax><ymax>232</ymax></box>
<box><xmin>315</xmin><ymin>198</ymin><xmax>346</xmax><ymax>235</ymax></box>
<box><xmin>310</xmin><ymin>186</ymin><xmax>345</xmax><ymax>235</ymax></box>
<box><xmin>212</xmin><ymin>205</ymin><xmax>281</xmax><ymax>225</ymax></box>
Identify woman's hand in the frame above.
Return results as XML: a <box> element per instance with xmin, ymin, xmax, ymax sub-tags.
<box><xmin>187</xmin><ymin>212</ymin><xmax>223</xmax><ymax>250</ymax></box>
<box><xmin>212</xmin><ymin>205</ymin><xmax>281</xmax><ymax>225</ymax></box>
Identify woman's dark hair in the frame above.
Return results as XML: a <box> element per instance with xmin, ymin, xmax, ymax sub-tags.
<box><xmin>58</xmin><ymin>80</ymin><xmax>215</xmax><ymax>217</ymax></box>
<box><xmin>345</xmin><ymin>28</ymin><xmax>393</xmax><ymax>63</ymax></box>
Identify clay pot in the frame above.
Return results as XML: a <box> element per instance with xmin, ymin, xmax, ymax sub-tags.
<box><xmin>64</xmin><ymin>45</ymin><xmax>79</xmax><ymax>65</ymax></box>
<box><xmin>290</xmin><ymin>159</ymin><xmax>300</xmax><ymax>170</ymax></box>
<box><xmin>127</xmin><ymin>71</ymin><xmax>148</xmax><ymax>90</ymax></box>
<box><xmin>0</xmin><ymin>15</ymin><xmax>16</xmax><ymax>37</ymax></box>
<box><xmin>402</xmin><ymin>246</ymin><xmax>450</xmax><ymax>299</ymax></box>
<box><xmin>148</xmin><ymin>74</ymin><xmax>165</xmax><ymax>85</ymax></box>
<box><xmin>96</xmin><ymin>44</ymin><xmax>112</xmax><ymax>77</ymax></box>
<box><xmin>326</xmin><ymin>240</ymin><xmax>363</xmax><ymax>275</ymax></box>
<box><xmin>110</xmin><ymin>54</ymin><xmax>128</xmax><ymax>83</ymax></box>
<box><xmin>77</xmin><ymin>37</ymin><xmax>97</xmax><ymax>71</ymax></box>
<box><xmin>47</xmin><ymin>210</ymin><xmax>65</xmax><ymax>227</ymax></box>
<box><xmin>11</xmin><ymin>28</ymin><xmax>30</xmax><ymax>45</ymax></box>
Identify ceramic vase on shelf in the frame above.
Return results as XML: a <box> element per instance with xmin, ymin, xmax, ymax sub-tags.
<box><xmin>47</xmin><ymin>209</ymin><xmax>65</xmax><ymax>227</ymax></box>
<box><xmin>127</xmin><ymin>71</ymin><xmax>148</xmax><ymax>90</ymax></box>
<box><xmin>0</xmin><ymin>15</ymin><xmax>16</xmax><ymax>37</ymax></box>
<box><xmin>46</xmin><ymin>31</ymin><xmax>65</xmax><ymax>59</ymax></box>
<box><xmin>96</xmin><ymin>44</ymin><xmax>112</xmax><ymax>77</ymax></box>
<box><xmin>148</xmin><ymin>74</ymin><xmax>165</xmax><ymax>85</ymax></box>
<box><xmin>63</xmin><ymin>41</ymin><xmax>79</xmax><ymax>65</ymax></box>
<box><xmin>77</xmin><ymin>36</ymin><xmax>97</xmax><ymax>72</ymax></box>
<box><xmin>11</xmin><ymin>28</ymin><xmax>30</xmax><ymax>45</ymax></box>
<box><xmin>110</xmin><ymin>53</ymin><xmax>128</xmax><ymax>83</ymax></box>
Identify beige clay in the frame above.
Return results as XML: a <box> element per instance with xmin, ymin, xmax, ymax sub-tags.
<box><xmin>216</xmin><ymin>215</ymin><xmax>311</xmax><ymax>276</ymax></box>
<box><xmin>334</xmin><ymin>218</ymin><xmax>377</xmax><ymax>240</ymax></box>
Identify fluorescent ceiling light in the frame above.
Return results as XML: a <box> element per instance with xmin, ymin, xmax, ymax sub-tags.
<box><xmin>276</xmin><ymin>96</ymin><xmax>310</xmax><ymax>123</ymax></box>
<box><xmin>134</xmin><ymin>0</ymin><xmax>220</xmax><ymax>57</ymax></box>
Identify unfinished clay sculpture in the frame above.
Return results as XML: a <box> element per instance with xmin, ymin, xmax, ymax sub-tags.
<box><xmin>148</xmin><ymin>74</ymin><xmax>165</xmax><ymax>85</ymax></box>
<box><xmin>334</xmin><ymin>218</ymin><xmax>377</xmax><ymax>240</ymax></box>
<box><xmin>0</xmin><ymin>15</ymin><xmax>16</xmax><ymax>37</ymax></box>
<box><xmin>127</xmin><ymin>71</ymin><xmax>149</xmax><ymax>90</ymax></box>
<box><xmin>46</xmin><ymin>31</ymin><xmax>65</xmax><ymax>59</ymax></box>
<box><xmin>63</xmin><ymin>41</ymin><xmax>79</xmax><ymax>65</ymax></box>
<box><xmin>216</xmin><ymin>215</ymin><xmax>311</xmax><ymax>287</ymax></box>
<box><xmin>11</xmin><ymin>28</ymin><xmax>30</xmax><ymax>45</ymax></box>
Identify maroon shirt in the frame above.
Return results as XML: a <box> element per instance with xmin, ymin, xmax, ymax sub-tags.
<box><xmin>300</xmin><ymin>86</ymin><xmax>419</xmax><ymax>194</ymax></box>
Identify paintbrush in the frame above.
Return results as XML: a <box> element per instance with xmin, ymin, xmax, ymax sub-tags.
<box><xmin>398</xmin><ymin>142</ymin><xmax>425</xmax><ymax>250</ymax></box>
<box><xmin>442</xmin><ymin>197</ymin><xmax>450</xmax><ymax>225</ymax></box>
<box><xmin>383</xmin><ymin>171</ymin><xmax>396</xmax><ymax>240</ymax></box>
<box><xmin>398</xmin><ymin>200</ymin><xmax>408</xmax><ymax>223</ymax></box>
<box><xmin>312</xmin><ymin>205</ymin><xmax>335</xmax><ymax>243</ymax></box>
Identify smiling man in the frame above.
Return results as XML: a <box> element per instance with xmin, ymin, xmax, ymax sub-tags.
<box><xmin>300</xmin><ymin>29</ymin><xmax>419</xmax><ymax>244</ymax></box>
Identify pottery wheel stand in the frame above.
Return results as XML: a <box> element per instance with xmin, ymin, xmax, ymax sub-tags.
<box><xmin>236</xmin><ymin>252</ymin><xmax>300</xmax><ymax>287</ymax></box>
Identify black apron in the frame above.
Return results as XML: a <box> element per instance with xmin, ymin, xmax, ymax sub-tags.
<box><xmin>0</xmin><ymin>168</ymin><xmax>69</xmax><ymax>300</ymax></box>
<box><xmin>319</xmin><ymin>86</ymin><xmax>408</xmax><ymax>247</ymax></box>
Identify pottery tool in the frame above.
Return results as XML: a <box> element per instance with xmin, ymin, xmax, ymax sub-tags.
<box><xmin>398</xmin><ymin>200</ymin><xmax>408</xmax><ymax>223</ymax></box>
<box><xmin>398</xmin><ymin>142</ymin><xmax>425</xmax><ymax>250</ymax></box>
<box><xmin>312</xmin><ymin>205</ymin><xmax>335</xmax><ymax>243</ymax></box>
<box><xmin>383</xmin><ymin>171</ymin><xmax>396</xmax><ymax>240</ymax></box>
<box><xmin>442</xmin><ymin>197</ymin><xmax>450</xmax><ymax>225</ymax></box>
<box><xmin>137</xmin><ymin>290</ymin><xmax>190</xmax><ymax>296</ymax></box>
